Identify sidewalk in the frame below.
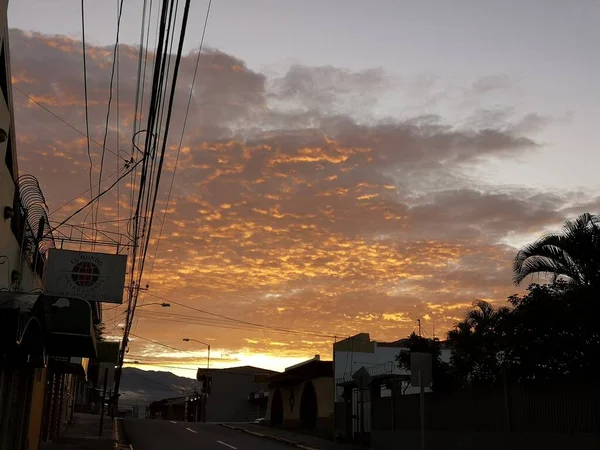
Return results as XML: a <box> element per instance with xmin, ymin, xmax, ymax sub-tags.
<box><xmin>44</xmin><ymin>413</ymin><xmax>117</xmax><ymax>450</ymax></box>
<box><xmin>220</xmin><ymin>423</ymin><xmax>360</xmax><ymax>450</ymax></box>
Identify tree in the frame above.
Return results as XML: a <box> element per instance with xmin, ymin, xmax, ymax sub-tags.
<box><xmin>505</xmin><ymin>282</ymin><xmax>600</xmax><ymax>383</ymax></box>
<box><xmin>446</xmin><ymin>284</ymin><xmax>600</xmax><ymax>387</ymax></box>
<box><xmin>396</xmin><ymin>333</ymin><xmax>453</xmax><ymax>393</ymax></box>
<box><xmin>513</xmin><ymin>213</ymin><xmax>600</xmax><ymax>288</ymax></box>
<box><xmin>447</xmin><ymin>300</ymin><xmax>509</xmax><ymax>387</ymax></box>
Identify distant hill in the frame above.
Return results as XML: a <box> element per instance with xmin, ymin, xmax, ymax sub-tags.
<box><xmin>119</xmin><ymin>367</ymin><xmax>200</xmax><ymax>408</ymax></box>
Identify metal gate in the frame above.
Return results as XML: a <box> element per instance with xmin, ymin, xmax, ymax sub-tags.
<box><xmin>351</xmin><ymin>387</ymin><xmax>371</xmax><ymax>443</ymax></box>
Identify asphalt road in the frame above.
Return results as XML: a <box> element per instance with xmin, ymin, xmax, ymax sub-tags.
<box><xmin>123</xmin><ymin>420</ymin><xmax>292</xmax><ymax>450</ymax></box>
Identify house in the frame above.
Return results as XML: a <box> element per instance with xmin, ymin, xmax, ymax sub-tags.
<box><xmin>265</xmin><ymin>356</ymin><xmax>334</xmax><ymax>438</ymax></box>
<box><xmin>333</xmin><ymin>333</ymin><xmax>451</xmax><ymax>444</ymax></box>
<box><xmin>196</xmin><ymin>365</ymin><xmax>277</xmax><ymax>423</ymax></box>
<box><xmin>148</xmin><ymin>396</ymin><xmax>188</xmax><ymax>421</ymax></box>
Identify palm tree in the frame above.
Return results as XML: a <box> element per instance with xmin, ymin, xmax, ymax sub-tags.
<box><xmin>447</xmin><ymin>300</ymin><xmax>509</xmax><ymax>386</ymax></box>
<box><xmin>513</xmin><ymin>213</ymin><xmax>600</xmax><ymax>288</ymax></box>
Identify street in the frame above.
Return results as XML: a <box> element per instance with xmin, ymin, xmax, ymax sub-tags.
<box><xmin>123</xmin><ymin>420</ymin><xmax>293</xmax><ymax>450</ymax></box>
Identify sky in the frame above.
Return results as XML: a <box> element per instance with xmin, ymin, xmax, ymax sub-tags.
<box><xmin>7</xmin><ymin>0</ymin><xmax>600</xmax><ymax>377</ymax></box>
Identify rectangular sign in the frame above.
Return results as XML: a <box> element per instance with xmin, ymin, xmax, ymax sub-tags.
<box><xmin>410</xmin><ymin>352</ymin><xmax>432</xmax><ymax>387</ymax></box>
<box><xmin>45</xmin><ymin>249</ymin><xmax>127</xmax><ymax>304</ymax></box>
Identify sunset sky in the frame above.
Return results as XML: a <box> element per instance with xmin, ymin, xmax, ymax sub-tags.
<box><xmin>7</xmin><ymin>0</ymin><xmax>600</xmax><ymax>377</ymax></box>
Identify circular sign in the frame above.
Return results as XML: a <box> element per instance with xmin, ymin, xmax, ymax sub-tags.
<box><xmin>71</xmin><ymin>261</ymin><xmax>100</xmax><ymax>287</ymax></box>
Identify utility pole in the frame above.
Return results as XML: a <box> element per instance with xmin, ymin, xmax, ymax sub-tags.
<box><xmin>99</xmin><ymin>367</ymin><xmax>109</xmax><ymax>436</ymax></box>
<box><xmin>418</xmin><ymin>319</ymin><xmax>422</xmax><ymax>337</ymax></box>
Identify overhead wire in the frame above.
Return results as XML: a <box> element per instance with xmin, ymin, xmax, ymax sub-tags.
<box><xmin>129</xmin><ymin>332</ymin><xmax>198</xmax><ymax>356</ymax></box>
<box><xmin>49</xmin><ymin>165</ymin><xmax>127</xmax><ymax>217</ymax></box>
<box><xmin>128</xmin><ymin>0</ymin><xmax>193</xmax><ymax>340</ymax></box>
<box><xmin>47</xmin><ymin>156</ymin><xmax>143</xmax><ymax>236</ymax></box>
<box><xmin>123</xmin><ymin>0</ymin><xmax>173</xmax><ymax>349</ymax></box>
<box><xmin>80</xmin><ymin>0</ymin><xmax>93</xmax><ymax>208</ymax></box>
<box><xmin>142</xmin><ymin>292</ymin><xmax>342</xmax><ymax>339</ymax></box>
<box><xmin>12</xmin><ymin>87</ymin><xmax>128</xmax><ymax>162</ymax></box>
<box><xmin>94</xmin><ymin>0</ymin><xmax>125</xmax><ymax>248</ymax></box>
<box><xmin>140</xmin><ymin>0</ymin><xmax>213</xmax><ymax>305</ymax></box>
<box><xmin>132</xmin><ymin>0</ymin><xmax>189</xmax><ymax>330</ymax></box>
<box><xmin>116</xmin><ymin>0</ymin><xmax>186</xmax><ymax>402</ymax></box>
<box><xmin>116</xmin><ymin>0</ymin><xmax>121</xmax><ymax>239</ymax></box>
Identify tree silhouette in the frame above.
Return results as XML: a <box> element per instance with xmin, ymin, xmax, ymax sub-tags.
<box><xmin>513</xmin><ymin>213</ymin><xmax>600</xmax><ymax>288</ymax></box>
<box><xmin>447</xmin><ymin>300</ymin><xmax>508</xmax><ymax>387</ymax></box>
<box><xmin>395</xmin><ymin>333</ymin><xmax>453</xmax><ymax>393</ymax></box>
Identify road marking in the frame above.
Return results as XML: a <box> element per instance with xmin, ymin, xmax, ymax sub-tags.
<box><xmin>217</xmin><ymin>441</ymin><xmax>237</xmax><ymax>449</ymax></box>
<box><xmin>170</xmin><ymin>421</ymin><xmax>177</xmax><ymax>424</ymax></box>
<box><xmin>186</xmin><ymin>428</ymin><xmax>197</xmax><ymax>434</ymax></box>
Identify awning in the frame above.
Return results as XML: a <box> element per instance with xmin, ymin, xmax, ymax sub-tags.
<box><xmin>49</xmin><ymin>356</ymin><xmax>90</xmax><ymax>378</ymax></box>
<box><xmin>0</xmin><ymin>292</ymin><xmax>98</xmax><ymax>366</ymax></box>
<box><xmin>39</xmin><ymin>294</ymin><xmax>97</xmax><ymax>358</ymax></box>
<box><xmin>0</xmin><ymin>293</ymin><xmax>47</xmax><ymax>367</ymax></box>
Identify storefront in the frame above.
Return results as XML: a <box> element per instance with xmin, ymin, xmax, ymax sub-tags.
<box><xmin>0</xmin><ymin>292</ymin><xmax>98</xmax><ymax>450</ymax></box>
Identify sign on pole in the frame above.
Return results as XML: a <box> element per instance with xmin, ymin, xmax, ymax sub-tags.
<box><xmin>410</xmin><ymin>352</ymin><xmax>432</xmax><ymax>387</ymax></box>
<box><xmin>45</xmin><ymin>249</ymin><xmax>127</xmax><ymax>304</ymax></box>
<box><xmin>410</xmin><ymin>352</ymin><xmax>432</xmax><ymax>450</ymax></box>
<box><xmin>352</xmin><ymin>366</ymin><xmax>373</xmax><ymax>389</ymax></box>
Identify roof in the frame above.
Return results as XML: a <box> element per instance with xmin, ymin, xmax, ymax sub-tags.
<box><xmin>268</xmin><ymin>360</ymin><xmax>333</xmax><ymax>388</ymax></box>
<box><xmin>209</xmin><ymin>365</ymin><xmax>278</xmax><ymax>375</ymax></box>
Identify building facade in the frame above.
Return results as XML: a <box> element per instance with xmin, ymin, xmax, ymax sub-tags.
<box><xmin>333</xmin><ymin>333</ymin><xmax>451</xmax><ymax>445</ymax></box>
<box><xmin>265</xmin><ymin>356</ymin><xmax>334</xmax><ymax>438</ymax></box>
<box><xmin>196</xmin><ymin>365</ymin><xmax>276</xmax><ymax>423</ymax></box>
<box><xmin>0</xmin><ymin>3</ymin><xmax>100</xmax><ymax>448</ymax></box>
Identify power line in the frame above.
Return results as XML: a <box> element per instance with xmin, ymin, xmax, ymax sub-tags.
<box><xmin>94</xmin><ymin>0</ymin><xmax>125</xmax><ymax>247</ymax></box>
<box><xmin>12</xmin><ymin>87</ymin><xmax>128</xmax><ymax>163</ymax></box>
<box><xmin>144</xmin><ymin>292</ymin><xmax>340</xmax><ymax>339</ymax></box>
<box><xmin>49</xmin><ymin>165</ymin><xmax>126</xmax><ymax>217</ymax></box>
<box><xmin>144</xmin><ymin>0</ymin><xmax>213</xmax><ymax>283</ymax></box>
<box><xmin>116</xmin><ymin>0</ymin><xmax>122</xmax><ymax>240</ymax></box>
<box><xmin>138</xmin><ymin>312</ymin><xmax>337</xmax><ymax>339</ymax></box>
<box><xmin>129</xmin><ymin>0</ymin><xmax>193</xmax><ymax>338</ymax></box>
<box><xmin>47</xmin><ymin>157</ymin><xmax>142</xmax><ymax>236</ymax></box>
<box><xmin>133</xmin><ymin>0</ymin><xmax>213</xmax><ymax>324</ymax></box>
<box><xmin>80</xmin><ymin>0</ymin><xmax>93</xmax><ymax>212</ymax></box>
<box><xmin>129</xmin><ymin>332</ymin><xmax>197</xmax><ymax>356</ymax></box>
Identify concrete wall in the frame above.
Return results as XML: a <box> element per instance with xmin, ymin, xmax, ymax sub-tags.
<box><xmin>370</xmin><ymin>430</ymin><xmax>600</xmax><ymax>450</ymax></box>
<box><xmin>206</xmin><ymin>371</ymin><xmax>270</xmax><ymax>423</ymax></box>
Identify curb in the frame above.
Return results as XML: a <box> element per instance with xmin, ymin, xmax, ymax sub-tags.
<box><xmin>114</xmin><ymin>418</ymin><xmax>131</xmax><ymax>450</ymax></box>
<box><xmin>219</xmin><ymin>424</ymin><xmax>319</xmax><ymax>450</ymax></box>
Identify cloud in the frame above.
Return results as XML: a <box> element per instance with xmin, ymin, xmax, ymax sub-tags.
<box><xmin>8</xmin><ymin>29</ymin><xmax>586</xmax><ymax>366</ymax></box>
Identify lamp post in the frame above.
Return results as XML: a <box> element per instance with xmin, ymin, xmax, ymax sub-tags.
<box><xmin>183</xmin><ymin>338</ymin><xmax>211</xmax><ymax>423</ymax></box>
<box><xmin>182</xmin><ymin>338</ymin><xmax>210</xmax><ymax>370</ymax></box>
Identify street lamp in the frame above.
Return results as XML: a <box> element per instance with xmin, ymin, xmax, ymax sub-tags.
<box><xmin>182</xmin><ymin>338</ymin><xmax>210</xmax><ymax>370</ymax></box>
<box><xmin>137</xmin><ymin>302</ymin><xmax>171</xmax><ymax>308</ymax></box>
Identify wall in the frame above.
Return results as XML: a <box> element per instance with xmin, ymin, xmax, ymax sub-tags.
<box><xmin>206</xmin><ymin>370</ymin><xmax>271</xmax><ymax>423</ymax></box>
<box><xmin>27</xmin><ymin>368</ymin><xmax>47</xmax><ymax>450</ymax></box>
<box><xmin>334</xmin><ymin>334</ymin><xmax>452</xmax><ymax>399</ymax></box>
<box><xmin>267</xmin><ymin>377</ymin><xmax>334</xmax><ymax>435</ymax></box>
<box><xmin>313</xmin><ymin>377</ymin><xmax>333</xmax><ymax>419</ymax></box>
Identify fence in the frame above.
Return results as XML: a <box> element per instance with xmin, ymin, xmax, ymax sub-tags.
<box><xmin>372</xmin><ymin>383</ymin><xmax>600</xmax><ymax>434</ymax></box>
